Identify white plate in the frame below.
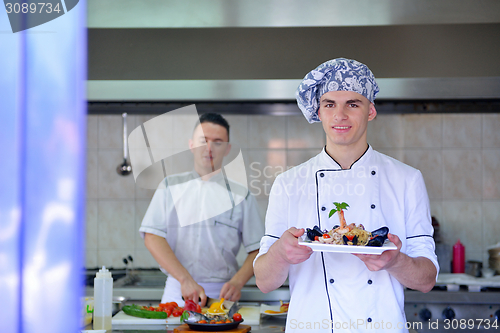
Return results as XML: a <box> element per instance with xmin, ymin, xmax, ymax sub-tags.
<box><xmin>298</xmin><ymin>240</ymin><xmax>397</xmax><ymax>254</ymax></box>
<box><xmin>260</xmin><ymin>304</ymin><xmax>287</xmax><ymax>317</ymax></box>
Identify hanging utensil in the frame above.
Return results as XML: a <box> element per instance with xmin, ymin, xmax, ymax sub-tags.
<box><xmin>116</xmin><ymin>112</ymin><xmax>132</xmax><ymax>176</ymax></box>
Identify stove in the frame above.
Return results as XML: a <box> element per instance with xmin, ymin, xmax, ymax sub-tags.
<box><xmin>404</xmin><ymin>288</ymin><xmax>500</xmax><ymax>332</ymax></box>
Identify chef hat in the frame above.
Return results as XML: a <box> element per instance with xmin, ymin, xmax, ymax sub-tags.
<box><xmin>295</xmin><ymin>58</ymin><xmax>380</xmax><ymax>123</ymax></box>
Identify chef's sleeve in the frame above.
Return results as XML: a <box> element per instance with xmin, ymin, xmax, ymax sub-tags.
<box><xmin>139</xmin><ymin>181</ymin><xmax>169</xmax><ymax>239</ymax></box>
<box><xmin>254</xmin><ymin>175</ymin><xmax>290</xmax><ymax>262</ymax></box>
<box><xmin>241</xmin><ymin>192</ymin><xmax>265</xmax><ymax>253</ymax></box>
<box><xmin>404</xmin><ymin>170</ymin><xmax>440</xmax><ymax>279</ymax></box>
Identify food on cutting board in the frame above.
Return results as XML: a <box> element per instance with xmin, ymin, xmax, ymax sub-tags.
<box><xmin>264</xmin><ymin>300</ymin><xmax>289</xmax><ymax>314</ymax></box>
<box><xmin>305</xmin><ymin>202</ymin><xmax>389</xmax><ymax>247</ymax></box>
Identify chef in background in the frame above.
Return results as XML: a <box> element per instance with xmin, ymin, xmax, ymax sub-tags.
<box><xmin>254</xmin><ymin>58</ymin><xmax>439</xmax><ymax>333</ymax></box>
<box><xmin>140</xmin><ymin>113</ymin><xmax>264</xmax><ymax>306</ymax></box>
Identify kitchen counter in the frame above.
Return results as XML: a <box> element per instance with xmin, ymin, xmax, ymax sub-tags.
<box><xmin>83</xmin><ymin>311</ymin><xmax>286</xmax><ymax>332</ymax></box>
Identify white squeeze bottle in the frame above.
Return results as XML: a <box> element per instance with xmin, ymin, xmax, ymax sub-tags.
<box><xmin>93</xmin><ymin>266</ymin><xmax>113</xmax><ymax>330</ymax></box>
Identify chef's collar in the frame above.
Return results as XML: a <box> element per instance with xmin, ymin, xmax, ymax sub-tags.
<box><xmin>191</xmin><ymin>169</ymin><xmax>225</xmax><ymax>182</ymax></box>
<box><xmin>321</xmin><ymin>144</ymin><xmax>373</xmax><ymax>170</ymax></box>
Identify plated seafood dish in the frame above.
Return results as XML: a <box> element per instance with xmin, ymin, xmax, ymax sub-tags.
<box><xmin>305</xmin><ymin>202</ymin><xmax>390</xmax><ymax>247</ymax></box>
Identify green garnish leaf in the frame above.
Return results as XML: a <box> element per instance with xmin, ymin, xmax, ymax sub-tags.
<box><xmin>333</xmin><ymin>202</ymin><xmax>349</xmax><ymax>211</ymax></box>
<box><xmin>329</xmin><ymin>209</ymin><xmax>336</xmax><ymax>218</ymax></box>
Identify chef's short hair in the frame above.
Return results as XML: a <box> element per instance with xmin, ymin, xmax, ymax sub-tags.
<box><xmin>194</xmin><ymin>113</ymin><xmax>230</xmax><ymax>141</ymax></box>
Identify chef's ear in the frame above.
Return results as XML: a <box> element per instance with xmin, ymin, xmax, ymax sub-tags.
<box><xmin>317</xmin><ymin>109</ymin><xmax>322</xmax><ymax>121</ymax></box>
<box><xmin>368</xmin><ymin>104</ymin><xmax>377</xmax><ymax>121</ymax></box>
<box><xmin>224</xmin><ymin>143</ymin><xmax>232</xmax><ymax>157</ymax></box>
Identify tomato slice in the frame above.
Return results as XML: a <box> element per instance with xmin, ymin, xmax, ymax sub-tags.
<box><xmin>322</xmin><ymin>233</ymin><xmax>331</xmax><ymax>239</ymax></box>
<box><xmin>346</xmin><ymin>235</ymin><xmax>354</xmax><ymax>241</ymax></box>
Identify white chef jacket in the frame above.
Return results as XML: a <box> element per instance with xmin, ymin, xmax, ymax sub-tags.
<box><xmin>256</xmin><ymin>146</ymin><xmax>439</xmax><ymax>333</ymax></box>
<box><xmin>140</xmin><ymin>170</ymin><xmax>264</xmax><ymax>303</ymax></box>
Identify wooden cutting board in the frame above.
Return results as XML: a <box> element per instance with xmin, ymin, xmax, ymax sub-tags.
<box><xmin>174</xmin><ymin>324</ymin><xmax>251</xmax><ymax>333</ymax></box>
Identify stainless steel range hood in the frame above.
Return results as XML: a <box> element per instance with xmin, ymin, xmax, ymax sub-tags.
<box><xmin>87</xmin><ymin>0</ymin><xmax>500</xmax><ymax>102</ymax></box>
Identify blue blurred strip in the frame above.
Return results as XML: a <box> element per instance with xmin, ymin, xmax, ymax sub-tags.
<box><xmin>0</xmin><ymin>0</ymin><xmax>87</xmax><ymax>332</ymax></box>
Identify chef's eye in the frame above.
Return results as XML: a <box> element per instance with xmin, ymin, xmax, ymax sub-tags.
<box><xmin>325</xmin><ymin>103</ymin><xmax>334</xmax><ymax>108</ymax></box>
<box><xmin>213</xmin><ymin>142</ymin><xmax>223</xmax><ymax>147</ymax></box>
<box><xmin>349</xmin><ymin>103</ymin><xmax>358</xmax><ymax>108</ymax></box>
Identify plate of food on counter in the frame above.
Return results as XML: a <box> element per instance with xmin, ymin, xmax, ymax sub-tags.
<box><xmin>260</xmin><ymin>301</ymin><xmax>289</xmax><ymax>317</ymax></box>
<box><xmin>298</xmin><ymin>202</ymin><xmax>397</xmax><ymax>255</ymax></box>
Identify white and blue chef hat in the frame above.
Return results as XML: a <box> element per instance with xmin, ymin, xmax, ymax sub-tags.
<box><xmin>295</xmin><ymin>58</ymin><xmax>380</xmax><ymax>123</ymax></box>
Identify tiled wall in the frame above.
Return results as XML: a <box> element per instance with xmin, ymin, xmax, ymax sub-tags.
<box><xmin>86</xmin><ymin>113</ymin><xmax>500</xmax><ymax>272</ymax></box>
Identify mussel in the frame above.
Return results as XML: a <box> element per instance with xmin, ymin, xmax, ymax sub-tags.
<box><xmin>370</xmin><ymin>226</ymin><xmax>389</xmax><ymax>239</ymax></box>
<box><xmin>343</xmin><ymin>235</ymin><xmax>358</xmax><ymax>245</ymax></box>
<box><xmin>366</xmin><ymin>235</ymin><xmax>386</xmax><ymax>247</ymax></box>
<box><xmin>306</xmin><ymin>225</ymin><xmax>324</xmax><ymax>241</ymax></box>
<box><xmin>183</xmin><ymin>311</ymin><xmax>210</xmax><ymax>324</ymax></box>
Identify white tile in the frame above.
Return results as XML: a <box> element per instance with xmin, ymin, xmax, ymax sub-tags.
<box><xmin>135</xmin><ymin>200</ymin><xmax>151</xmax><ymax>250</ymax></box>
<box><xmin>85</xmin><ymin>250</ymin><xmax>98</xmax><ymax>268</ymax></box>
<box><xmin>97</xmin><ymin>201</ymin><xmax>136</xmax><ymax>251</ymax></box>
<box><xmin>441</xmin><ymin>201</ymin><xmax>483</xmax><ymax>253</ymax></box>
<box><xmin>367</xmin><ymin>114</ymin><xmax>404</xmax><ymax>149</ymax></box>
<box><xmin>171</xmin><ymin>115</ymin><xmax>199</xmax><ymax>151</ymax></box>
<box><xmin>287</xmin><ymin>149</ymin><xmax>322</xmax><ymax>168</ymax></box>
<box><xmin>483</xmin><ymin>114</ymin><xmax>500</xmax><ymax>148</ymax></box>
<box><xmin>248</xmin><ymin>116</ymin><xmax>286</xmax><ymax>149</ymax></box>
<box><xmin>86</xmin><ymin>200</ymin><xmax>98</xmax><ymax>250</ymax></box>
<box><xmin>98</xmin><ymin>150</ymin><xmax>136</xmax><ymax>199</ymax></box>
<box><xmin>86</xmin><ymin>150</ymin><xmax>98</xmax><ymax>199</ymax></box>
<box><xmin>97</xmin><ymin>249</ymin><xmax>131</xmax><ymax>269</ymax></box>
<box><xmin>483</xmin><ymin>149</ymin><xmax>500</xmax><ymax>199</ymax></box>
<box><xmin>134</xmin><ymin>250</ymin><xmax>162</xmax><ymax>269</ymax></box>
<box><xmin>245</xmin><ymin>150</ymin><xmax>286</xmax><ymax>199</ymax></box>
<box><xmin>404</xmin><ymin>150</ymin><xmax>442</xmax><ymax>200</ymax></box>
<box><xmin>482</xmin><ymin>201</ymin><xmax>500</xmax><ymax>250</ymax></box>
<box><xmin>286</xmin><ymin>116</ymin><xmax>325</xmax><ymax>149</ymax></box>
<box><xmin>429</xmin><ymin>201</ymin><xmax>443</xmax><ymax>224</ymax></box>
<box><xmin>87</xmin><ymin>115</ymin><xmax>98</xmax><ymax>149</ymax></box>
<box><xmin>443</xmin><ymin>150</ymin><xmax>482</xmax><ymax>199</ymax></box>
<box><xmin>376</xmin><ymin>148</ymin><xmax>404</xmax><ymax>162</ymax></box>
<box><xmin>224</xmin><ymin>115</ymin><xmax>248</xmax><ymax>149</ymax></box>
<box><xmin>403</xmin><ymin>114</ymin><xmax>442</xmax><ymax>148</ymax></box>
<box><xmin>443</xmin><ymin>114</ymin><xmax>481</xmax><ymax>148</ymax></box>
<box><xmin>99</xmin><ymin>115</ymin><xmax>131</xmax><ymax>150</ymax></box>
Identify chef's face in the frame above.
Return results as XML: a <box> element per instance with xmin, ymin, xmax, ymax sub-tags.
<box><xmin>189</xmin><ymin>122</ymin><xmax>231</xmax><ymax>175</ymax></box>
<box><xmin>317</xmin><ymin>90</ymin><xmax>377</xmax><ymax>150</ymax></box>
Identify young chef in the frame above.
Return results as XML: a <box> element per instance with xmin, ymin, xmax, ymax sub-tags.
<box><xmin>254</xmin><ymin>58</ymin><xmax>439</xmax><ymax>332</ymax></box>
<box><xmin>140</xmin><ymin>113</ymin><xmax>264</xmax><ymax>307</ymax></box>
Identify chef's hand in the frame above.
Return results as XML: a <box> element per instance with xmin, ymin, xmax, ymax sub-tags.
<box><xmin>219</xmin><ymin>280</ymin><xmax>242</xmax><ymax>302</ymax></box>
<box><xmin>353</xmin><ymin>233</ymin><xmax>402</xmax><ymax>271</ymax></box>
<box><xmin>181</xmin><ymin>279</ymin><xmax>207</xmax><ymax>307</ymax></box>
<box><xmin>274</xmin><ymin>227</ymin><xmax>313</xmax><ymax>265</ymax></box>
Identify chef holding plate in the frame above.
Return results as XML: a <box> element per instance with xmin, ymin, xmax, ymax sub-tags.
<box><xmin>254</xmin><ymin>58</ymin><xmax>439</xmax><ymax>333</ymax></box>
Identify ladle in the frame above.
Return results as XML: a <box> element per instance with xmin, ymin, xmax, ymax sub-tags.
<box><xmin>116</xmin><ymin>112</ymin><xmax>132</xmax><ymax>176</ymax></box>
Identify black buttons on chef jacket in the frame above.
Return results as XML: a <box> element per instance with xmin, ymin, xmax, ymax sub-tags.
<box><xmin>329</xmin><ymin>279</ymin><xmax>334</xmax><ymax>284</ymax></box>
<box><xmin>371</xmin><ymin>204</ymin><xmax>376</xmax><ymax>209</ymax></box>
<box><xmin>367</xmin><ymin>318</ymin><xmax>372</xmax><ymax>323</ymax></box>
<box><xmin>367</xmin><ymin>279</ymin><xmax>373</xmax><ymax>285</ymax></box>
<box><xmin>321</xmin><ymin>207</ymin><xmax>326</xmax><ymax>211</ymax></box>
<box><xmin>320</xmin><ymin>172</ymin><xmax>324</xmax><ymax>177</ymax></box>
<box><xmin>371</xmin><ymin>170</ymin><xmax>376</xmax><ymax>175</ymax></box>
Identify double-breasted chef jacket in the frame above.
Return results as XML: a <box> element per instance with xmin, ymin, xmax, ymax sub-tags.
<box><xmin>257</xmin><ymin>146</ymin><xmax>439</xmax><ymax>333</ymax></box>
